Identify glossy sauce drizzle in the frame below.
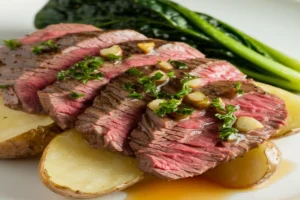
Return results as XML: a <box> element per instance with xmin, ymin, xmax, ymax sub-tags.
<box><xmin>126</xmin><ymin>160</ymin><xmax>296</xmax><ymax>200</ymax></box>
<box><xmin>125</xmin><ymin>176</ymin><xmax>233</xmax><ymax>200</ymax></box>
<box><xmin>265</xmin><ymin>159</ymin><xmax>296</xmax><ymax>186</ymax></box>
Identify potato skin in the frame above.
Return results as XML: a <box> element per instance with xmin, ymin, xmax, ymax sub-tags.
<box><xmin>272</xmin><ymin>128</ymin><xmax>300</xmax><ymax>140</ymax></box>
<box><xmin>203</xmin><ymin>141</ymin><xmax>281</xmax><ymax>188</ymax></box>
<box><xmin>254</xmin><ymin>82</ymin><xmax>300</xmax><ymax>139</ymax></box>
<box><xmin>39</xmin><ymin>146</ymin><xmax>143</xmax><ymax>199</ymax></box>
<box><xmin>0</xmin><ymin>123</ymin><xmax>62</xmax><ymax>159</ymax></box>
<box><xmin>39</xmin><ymin>130</ymin><xmax>144</xmax><ymax>199</ymax></box>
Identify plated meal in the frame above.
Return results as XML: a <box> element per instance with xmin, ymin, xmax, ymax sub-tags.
<box><xmin>1</xmin><ymin>0</ymin><xmax>300</xmax><ymax>199</ymax></box>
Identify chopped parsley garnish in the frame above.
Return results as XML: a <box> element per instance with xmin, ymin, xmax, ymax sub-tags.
<box><xmin>234</xmin><ymin>82</ymin><xmax>244</xmax><ymax>95</ymax></box>
<box><xmin>211</xmin><ymin>98</ymin><xmax>239</xmax><ymax>140</ymax></box>
<box><xmin>175</xmin><ymin>84</ymin><xmax>192</xmax><ymax>99</ymax></box>
<box><xmin>69</xmin><ymin>91</ymin><xmax>84</xmax><ymax>99</ymax></box>
<box><xmin>155</xmin><ymin>99</ymin><xmax>194</xmax><ymax>117</ymax></box>
<box><xmin>57</xmin><ymin>57</ymin><xmax>104</xmax><ymax>84</ymax></box>
<box><xmin>181</xmin><ymin>74</ymin><xmax>197</xmax><ymax>84</ymax></box>
<box><xmin>154</xmin><ymin>74</ymin><xmax>196</xmax><ymax>100</ymax></box>
<box><xmin>106</xmin><ymin>54</ymin><xmax>122</xmax><ymax>62</ymax></box>
<box><xmin>3</xmin><ymin>39</ymin><xmax>22</xmax><ymax>50</ymax></box>
<box><xmin>126</xmin><ymin>67</ymin><xmax>143</xmax><ymax>76</ymax></box>
<box><xmin>167</xmin><ymin>71</ymin><xmax>176</xmax><ymax>78</ymax></box>
<box><xmin>155</xmin><ymin>92</ymin><xmax>173</xmax><ymax>99</ymax></box>
<box><xmin>155</xmin><ymin>99</ymin><xmax>181</xmax><ymax>117</ymax></box>
<box><xmin>139</xmin><ymin>77</ymin><xmax>157</xmax><ymax>95</ymax></box>
<box><xmin>124</xmin><ymin>70</ymin><xmax>196</xmax><ymax>118</ymax></box>
<box><xmin>173</xmin><ymin>74</ymin><xmax>198</xmax><ymax>98</ymax></box>
<box><xmin>123</xmin><ymin>82</ymin><xmax>135</xmax><ymax>91</ymax></box>
<box><xmin>128</xmin><ymin>91</ymin><xmax>143</xmax><ymax>99</ymax></box>
<box><xmin>123</xmin><ymin>82</ymin><xmax>142</xmax><ymax>99</ymax></box>
<box><xmin>0</xmin><ymin>85</ymin><xmax>9</xmax><ymax>89</ymax></box>
<box><xmin>211</xmin><ymin>98</ymin><xmax>225</xmax><ymax>112</ymax></box>
<box><xmin>150</xmin><ymin>72</ymin><xmax>164</xmax><ymax>81</ymax></box>
<box><xmin>32</xmin><ymin>40</ymin><xmax>59</xmax><ymax>55</ymax></box>
<box><xmin>138</xmin><ymin>72</ymin><xmax>164</xmax><ymax>96</ymax></box>
<box><xmin>177</xmin><ymin>107</ymin><xmax>195</xmax><ymax>115</ymax></box>
<box><xmin>168</xmin><ymin>60</ymin><xmax>188</xmax><ymax>69</ymax></box>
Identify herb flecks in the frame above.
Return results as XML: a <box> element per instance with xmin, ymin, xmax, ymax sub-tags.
<box><xmin>123</xmin><ymin>82</ymin><xmax>142</xmax><ymax>99</ymax></box>
<box><xmin>211</xmin><ymin>97</ymin><xmax>225</xmax><ymax>112</ymax></box>
<box><xmin>128</xmin><ymin>91</ymin><xmax>143</xmax><ymax>99</ymax></box>
<box><xmin>155</xmin><ymin>99</ymin><xmax>181</xmax><ymax>117</ymax></box>
<box><xmin>106</xmin><ymin>54</ymin><xmax>122</xmax><ymax>62</ymax></box>
<box><xmin>69</xmin><ymin>91</ymin><xmax>85</xmax><ymax>99</ymax></box>
<box><xmin>32</xmin><ymin>40</ymin><xmax>59</xmax><ymax>55</ymax></box>
<box><xmin>126</xmin><ymin>68</ymin><xmax>143</xmax><ymax>76</ymax></box>
<box><xmin>168</xmin><ymin>60</ymin><xmax>188</xmax><ymax>69</ymax></box>
<box><xmin>167</xmin><ymin>71</ymin><xmax>176</xmax><ymax>78</ymax></box>
<box><xmin>175</xmin><ymin>84</ymin><xmax>192</xmax><ymax>99</ymax></box>
<box><xmin>234</xmin><ymin>82</ymin><xmax>244</xmax><ymax>95</ymax></box>
<box><xmin>150</xmin><ymin>71</ymin><xmax>164</xmax><ymax>81</ymax></box>
<box><xmin>0</xmin><ymin>85</ymin><xmax>9</xmax><ymax>89</ymax></box>
<box><xmin>138</xmin><ymin>71</ymin><xmax>164</xmax><ymax>96</ymax></box>
<box><xmin>177</xmin><ymin>107</ymin><xmax>194</xmax><ymax>115</ymax></box>
<box><xmin>155</xmin><ymin>99</ymin><xmax>194</xmax><ymax>117</ymax></box>
<box><xmin>57</xmin><ymin>57</ymin><xmax>104</xmax><ymax>84</ymax></box>
<box><xmin>3</xmin><ymin>39</ymin><xmax>22</xmax><ymax>50</ymax></box>
<box><xmin>181</xmin><ymin>74</ymin><xmax>197</xmax><ymax>84</ymax></box>
<box><xmin>174</xmin><ymin>74</ymin><xmax>198</xmax><ymax>99</ymax></box>
<box><xmin>123</xmin><ymin>82</ymin><xmax>135</xmax><ymax>91</ymax></box>
<box><xmin>211</xmin><ymin>98</ymin><xmax>239</xmax><ymax>140</ymax></box>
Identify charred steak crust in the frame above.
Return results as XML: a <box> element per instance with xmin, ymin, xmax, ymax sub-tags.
<box><xmin>130</xmin><ymin>80</ymin><xmax>287</xmax><ymax>180</ymax></box>
<box><xmin>44</xmin><ymin>40</ymin><xmax>205</xmax><ymax>130</ymax></box>
<box><xmin>0</xmin><ymin>29</ymin><xmax>147</xmax><ymax>114</ymax></box>
<box><xmin>76</xmin><ymin>58</ymin><xmax>246</xmax><ymax>155</ymax></box>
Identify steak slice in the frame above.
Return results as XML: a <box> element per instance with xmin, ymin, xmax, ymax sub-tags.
<box><xmin>21</xmin><ymin>23</ymin><xmax>101</xmax><ymax>45</ymax></box>
<box><xmin>0</xmin><ymin>24</ymin><xmax>101</xmax><ymax>59</ymax></box>
<box><xmin>130</xmin><ymin>81</ymin><xmax>287</xmax><ymax>179</ymax></box>
<box><xmin>0</xmin><ymin>30</ymin><xmax>147</xmax><ymax>114</ymax></box>
<box><xmin>40</xmin><ymin>40</ymin><xmax>205</xmax><ymax>130</ymax></box>
<box><xmin>76</xmin><ymin>59</ymin><xmax>246</xmax><ymax>155</ymax></box>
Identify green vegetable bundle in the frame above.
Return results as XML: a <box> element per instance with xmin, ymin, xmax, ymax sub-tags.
<box><xmin>35</xmin><ymin>0</ymin><xmax>300</xmax><ymax>91</ymax></box>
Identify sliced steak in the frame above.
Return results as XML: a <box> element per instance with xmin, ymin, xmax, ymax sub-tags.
<box><xmin>40</xmin><ymin>40</ymin><xmax>204</xmax><ymax>130</ymax></box>
<box><xmin>0</xmin><ymin>30</ymin><xmax>147</xmax><ymax>114</ymax></box>
<box><xmin>130</xmin><ymin>81</ymin><xmax>287</xmax><ymax>179</ymax></box>
<box><xmin>0</xmin><ymin>24</ymin><xmax>101</xmax><ymax>59</ymax></box>
<box><xmin>21</xmin><ymin>23</ymin><xmax>101</xmax><ymax>45</ymax></box>
<box><xmin>76</xmin><ymin>59</ymin><xmax>246</xmax><ymax>155</ymax></box>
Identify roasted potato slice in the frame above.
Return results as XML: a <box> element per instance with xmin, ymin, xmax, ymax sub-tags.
<box><xmin>203</xmin><ymin>141</ymin><xmax>281</xmax><ymax>188</ymax></box>
<box><xmin>39</xmin><ymin>129</ymin><xmax>143</xmax><ymax>199</ymax></box>
<box><xmin>0</xmin><ymin>96</ymin><xmax>61</xmax><ymax>158</ymax></box>
<box><xmin>255</xmin><ymin>82</ymin><xmax>300</xmax><ymax>138</ymax></box>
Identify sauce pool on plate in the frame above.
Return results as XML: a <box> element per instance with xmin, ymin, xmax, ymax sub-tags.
<box><xmin>125</xmin><ymin>160</ymin><xmax>296</xmax><ymax>200</ymax></box>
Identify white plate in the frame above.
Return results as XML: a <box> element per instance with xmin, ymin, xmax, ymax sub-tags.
<box><xmin>0</xmin><ymin>0</ymin><xmax>300</xmax><ymax>200</ymax></box>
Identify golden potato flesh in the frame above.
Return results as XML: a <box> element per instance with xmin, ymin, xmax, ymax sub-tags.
<box><xmin>0</xmin><ymin>95</ymin><xmax>61</xmax><ymax>158</ymax></box>
<box><xmin>39</xmin><ymin>129</ymin><xmax>143</xmax><ymax>199</ymax></box>
<box><xmin>203</xmin><ymin>141</ymin><xmax>281</xmax><ymax>188</ymax></box>
<box><xmin>255</xmin><ymin>82</ymin><xmax>300</xmax><ymax>138</ymax></box>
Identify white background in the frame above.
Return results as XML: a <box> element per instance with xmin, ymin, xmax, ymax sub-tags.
<box><xmin>0</xmin><ymin>0</ymin><xmax>300</xmax><ymax>60</ymax></box>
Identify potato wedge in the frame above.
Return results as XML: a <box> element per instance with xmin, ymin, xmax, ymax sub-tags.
<box><xmin>203</xmin><ymin>141</ymin><xmax>281</xmax><ymax>188</ymax></box>
<box><xmin>0</xmin><ymin>95</ymin><xmax>61</xmax><ymax>159</ymax></box>
<box><xmin>255</xmin><ymin>82</ymin><xmax>300</xmax><ymax>138</ymax></box>
<box><xmin>39</xmin><ymin>129</ymin><xmax>143</xmax><ymax>199</ymax></box>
